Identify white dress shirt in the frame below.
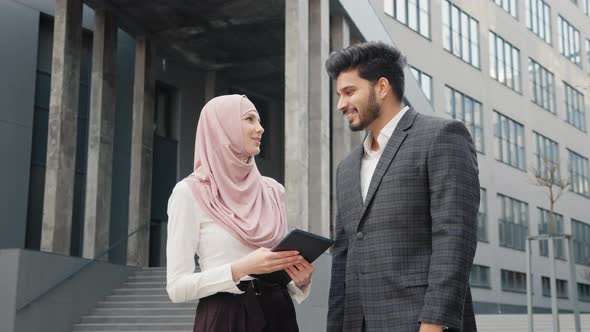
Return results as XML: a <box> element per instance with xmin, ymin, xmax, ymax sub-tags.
<box><xmin>360</xmin><ymin>106</ymin><xmax>410</xmax><ymax>202</ymax></box>
<box><xmin>166</xmin><ymin>181</ymin><xmax>311</xmax><ymax>304</ymax></box>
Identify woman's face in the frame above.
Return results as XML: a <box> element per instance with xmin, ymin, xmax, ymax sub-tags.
<box><xmin>241</xmin><ymin>110</ymin><xmax>264</xmax><ymax>156</ymax></box>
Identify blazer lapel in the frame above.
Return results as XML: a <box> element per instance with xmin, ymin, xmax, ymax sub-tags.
<box><xmin>357</xmin><ymin>109</ymin><xmax>418</xmax><ymax>226</ymax></box>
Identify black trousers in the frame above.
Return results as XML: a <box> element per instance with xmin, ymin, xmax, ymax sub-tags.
<box><xmin>193</xmin><ymin>279</ymin><xmax>299</xmax><ymax>332</ymax></box>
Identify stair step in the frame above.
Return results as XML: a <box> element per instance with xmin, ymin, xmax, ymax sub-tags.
<box><xmin>104</xmin><ymin>295</ymin><xmax>173</xmax><ymax>302</ymax></box>
<box><xmin>130</xmin><ymin>270</ymin><xmax>167</xmax><ymax>277</ymax></box>
<box><xmin>121</xmin><ymin>281</ymin><xmax>166</xmax><ymax>289</ymax></box>
<box><xmin>81</xmin><ymin>315</ymin><xmax>194</xmax><ymax>324</ymax></box>
<box><xmin>95</xmin><ymin>301</ymin><xmax>197</xmax><ymax>309</ymax></box>
<box><xmin>112</xmin><ymin>288</ymin><xmax>168</xmax><ymax>296</ymax></box>
<box><xmin>73</xmin><ymin>323</ymin><xmax>192</xmax><ymax>331</ymax></box>
<box><xmin>92</xmin><ymin>308</ymin><xmax>195</xmax><ymax>316</ymax></box>
<box><xmin>127</xmin><ymin>276</ymin><xmax>166</xmax><ymax>282</ymax></box>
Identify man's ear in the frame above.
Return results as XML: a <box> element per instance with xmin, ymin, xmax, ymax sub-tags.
<box><xmin>376</xmin><ymin>77</ymin><xmax>390</xmax><ymax>100</ymax></box>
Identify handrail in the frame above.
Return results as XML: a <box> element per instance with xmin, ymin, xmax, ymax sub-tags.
<box><xmin>16</xmin><ymin>222</ymin><xmax>151</xmax><ymax>312</ymax></box>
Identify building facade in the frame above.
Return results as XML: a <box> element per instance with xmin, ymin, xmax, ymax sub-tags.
<box><xmin>0</xmin><ymin>0</ymin><xmax>589</xmax><ymax>324</ymax></box>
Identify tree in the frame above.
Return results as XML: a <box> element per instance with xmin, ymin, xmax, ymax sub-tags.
<box><xmin>530</xmin><ymin>157</ymin><xmax>570</xmax><ymax>238</ymax></box>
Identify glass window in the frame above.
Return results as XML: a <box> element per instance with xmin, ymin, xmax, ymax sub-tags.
<box><xmin>533</xmin><ymin>132</ymin><xmax>560</xmax><ymax>181</ymax></box>
<box><xmin>526</xmin><ymin>0</ymin><xmax>551</xmax><ymax>44</ymax></box>
<box><xmin>445</xmin><ymin>86</ymin><xmax>484</xmax><ymax>153</ymax></box>
<box><xmin>443</xmin><ymin>1</ymin><xmax>480</xmax><ymax>68</ymax></box>
<box><xmin>579</xmin><ymin>283</ymin><xmax>590</xmax><ymax>302</ymax></box>
<box><xmin>568</xmin><ymin>150</ymin><xmax>590</xmax><ymax>197</ymax></box>
<box><xmin>490</xmin><ymin>31</ymin><xmax>521</xmax><ymax>92</ymax></box>
<box><xmin>573</xmin><ymin>220</ymin><xmax>590</xmax><ymax>266</ymax></box>
<box><xmin>501</xmin><ymin>269</ymin><xmax>527</xmax><ymax>293</ymax></box>
<box><xmin>470</xmin><ymin>265</ymin><xmax>491</xmax><ymax>288</ymax></box>
<box><xmin>387</xmin><ymin>0</ymin><xmax>430</xmax><ymax>38</ymax></box>
<box><xmin>498</xmin><ymin>193</ymin><xmax>529</xmax><ymax>251</ymax></box>
<box><xmin>493</xmin><ymin>0</ymin><xmax>518</xmax><ymax>17</ymax></box>
<box><xmin>478</xmin><ymin>188</ymin><xmax>488</xmax><ymax>241</ymax></box>
<box><xmin>564</xmin><ymin>82</ymin><xmax>586</xmax><ymax>132</ymax></box>
<box><xmin>494</xmin><ymin>111</ymin><xmax>526</xmax><ymax>170</ymax></box>
<box><xmin>558</xmin><ymin>16</ymin><xmax>581</xmax><ymax>66</ymax></box>
<box><xmin>528</xmin><ymin>58</ymin><xmax>555</xmax><ymax>113</ymax></box>
<box><xmin>410</xmin><ymin>66</ymin><xmax>433</xmax><ymax>103</ymax></box>
<box><xmin>538</xmin><ymin>208</ymin><xmax>565</xmax><ymax>259</ymax></box>
<box><xmin>542</xmin><ymin>277</ymin><xmax>569</xmax><ymax>299</ymax></box>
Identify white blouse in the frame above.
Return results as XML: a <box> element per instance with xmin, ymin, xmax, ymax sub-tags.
<box><xmin>165</xmin><ymin>180</ymin><xmax>311</xmax><ymax>304</ymax></box>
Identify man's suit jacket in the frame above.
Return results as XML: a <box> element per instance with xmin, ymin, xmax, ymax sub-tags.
<box><xmin>327</xmin><ymin>109</ymin><xmax>480</xmax><ymax>332</ymax></box>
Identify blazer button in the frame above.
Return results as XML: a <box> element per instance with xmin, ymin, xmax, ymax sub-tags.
<box><xmin>356</xmin><ymin>232</ymin><xmax>364</xmax><ymax>240</ymax></box>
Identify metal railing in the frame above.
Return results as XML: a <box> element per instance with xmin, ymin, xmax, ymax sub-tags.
<box><xmin>16</xmin><ymin>222</ymin><xmax>151</xmax><ymax>312</ymax></box>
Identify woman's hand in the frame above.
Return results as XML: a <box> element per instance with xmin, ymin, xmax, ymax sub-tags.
<box><xmin>285</xmin><ymin>259</ymin><xmax>314</xmax><ymax>288</ymax></box>
<box><xmin>231</xmin><ymin>248</ymin><xmax>302</xmax><ymax>281</ymax></box>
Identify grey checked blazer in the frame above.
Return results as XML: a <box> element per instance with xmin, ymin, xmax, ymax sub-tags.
<box><xmin>327</xmin><ymin>109</ymin><xmax>479</xmax><ymax>332</ymax></box>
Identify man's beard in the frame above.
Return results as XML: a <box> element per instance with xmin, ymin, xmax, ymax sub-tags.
<box><xmin>349</xmin><ymin>89</ymin><xmax>381</xmax><ymax>132</ymax></box>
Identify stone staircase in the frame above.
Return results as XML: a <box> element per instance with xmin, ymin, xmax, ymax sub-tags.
<box><xmin>72</xmin><ymin>267</ymin><xmax>197</xmax><ymax>332</ymax></box>
<box><xmin>70</xmin><ymin>266</ymin><xmax>590</xmax><ymax>331</ymax></box>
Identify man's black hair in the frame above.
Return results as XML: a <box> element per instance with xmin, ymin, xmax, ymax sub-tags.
<box><xmin>325</xmin><ymin>41</ymin><xmax>407</xmax><ymax>101</ymax></box>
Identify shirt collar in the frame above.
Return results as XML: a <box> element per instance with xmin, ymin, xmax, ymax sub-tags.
<box><xmin>363</xmin><ymin>106</ymin><xmax>410</xmax><ymax>156</ymax></box>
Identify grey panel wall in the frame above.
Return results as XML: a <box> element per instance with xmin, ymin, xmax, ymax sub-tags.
<box><xmin>0</xmin><ymin>250</ymin><xmax>20</xmax><ymax>332</ymax></box>
<box><xmin>109</xmin><ymin>30</ymin><xmax>136</xmax><ymax>265</ymax></box>
<box><xmin>0</xmin><ymin>1</ymin><xmax>40</xmax><ymax>249</ymax></box>
<box><xmin>154</xmin><ymin>58</ymin><xmax>206</xmax><ymax>181</ymax></box>
<box><xmin>11</xmin><ymin>249</ymin><xmax>133</xmax><ymax>332</ymax></box>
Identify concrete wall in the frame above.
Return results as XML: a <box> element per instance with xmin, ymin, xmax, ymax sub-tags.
<box><xmin>8</xmin><ymin>249</ymin><xmax>134</xmax><ymax>332</ymax></box>
<box><xmin>0</xmin><ymin>0</ymin><xmax>40</xmax><ymax>249</ymax></box>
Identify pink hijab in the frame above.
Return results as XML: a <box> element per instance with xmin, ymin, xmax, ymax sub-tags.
<box><xmin>184</xmin><ymin>95</ymin><xmax>287</xmax><ymax>249</ymax></box>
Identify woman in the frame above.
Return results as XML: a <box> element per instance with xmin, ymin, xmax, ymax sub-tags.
<box><xmin>166</xmin><ymin>94</ymin><xmax>314</xmax><ymax>332</ymax></box>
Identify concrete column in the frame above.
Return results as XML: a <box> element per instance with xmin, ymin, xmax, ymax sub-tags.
<box><xmin>40</xmin><ymin>0</ymin><xmax>82</xmax><ymax>255</ymax></box>
<box><xmin>83</xmin><ymin>8</ymin><xmax>118</xmax><ymax>260</ymax></box>
<box><xmin>126</xmin><ymin>36</ymin><xmax>155</xmax><ymax>267</ymax></box>
<box><xmin>204</xmin><ymin>70</ymin><xmax>216</xmax><ymax>102</ymax></box>
<box><xmin>285</xmin><ymin>0</ymin><xmax>309</xmax><ymax>230</ymax></box>
<box><xmin>329</xmin><ymin>15</ymin><xmax>353</xmax><ymax>236</ymax></box>
<box><xmin>308</xmin><ymin>0</ymin><xmax>330</xmax><ymax>238</ymax></box>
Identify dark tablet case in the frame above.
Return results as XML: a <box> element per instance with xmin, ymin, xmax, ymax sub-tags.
<box><xmin>250</xmin><ymin>229</ymin><xmax>334</xmax><ymax>286</ymax></box>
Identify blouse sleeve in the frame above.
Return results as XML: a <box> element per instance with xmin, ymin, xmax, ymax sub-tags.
<box><xmin>165</xmin><ymin>182</ymin><xmax>244</xmax><ymax>303</ymax></box>
<box><xmin>287</xmin><ymin>280</ymin><xmax>312</xmax><ymax>304</ymax></box>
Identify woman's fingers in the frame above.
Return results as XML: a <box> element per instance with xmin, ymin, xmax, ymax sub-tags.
<box><xmin>271</xmin><ymin>250</ymin><xmax>299</xmax><ymax>258</ymax></box>
<box><xmin>271</xmin><ymin>254</ymin><xmax>302</xmax><ymax>266</ymax></box>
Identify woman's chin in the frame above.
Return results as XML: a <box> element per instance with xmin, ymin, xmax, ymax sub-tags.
<box><xmin>246</xmin><ymin>147</ymin><xmax>261</xmax><ymax>157</ymax></box>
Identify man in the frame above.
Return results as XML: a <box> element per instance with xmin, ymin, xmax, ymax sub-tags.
<box><xmin>326</xmin><ymin>41</ymin><xmax>479</xmax><ymax>332</ymax></box>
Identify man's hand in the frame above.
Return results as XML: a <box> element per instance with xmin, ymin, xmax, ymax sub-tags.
<box><xmin>419</xmin><ymin>322</ymin><xmax>445</xmax><ymax>332</ymax></box>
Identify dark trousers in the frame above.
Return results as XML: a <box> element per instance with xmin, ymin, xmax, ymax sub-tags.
<box><xmin>194</xmin><ymin>279</ymin><xmax>299</xmax><ymax>332</ymax></box>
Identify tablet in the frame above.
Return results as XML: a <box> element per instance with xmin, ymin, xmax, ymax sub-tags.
<box><xmin>271</xmin><ymin>229</ymin><xmax>334</xmax><ymax>263</ymax></box>
<box><xmin>250</xmin><ymin>229</ymin><xmax>334</xmax><ymax>285</ymax></box>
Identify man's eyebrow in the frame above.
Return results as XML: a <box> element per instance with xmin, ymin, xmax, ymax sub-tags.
<box><xmin>337</xmin><ymin>85</ymin><xmax>355</xmax><ymax>94</ymax></box>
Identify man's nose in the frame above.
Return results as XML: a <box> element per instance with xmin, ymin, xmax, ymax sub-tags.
<box><xmin>337</xmin><ymin>96</ymin><xmax>347</xmax><ymax>112</ymax></box>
